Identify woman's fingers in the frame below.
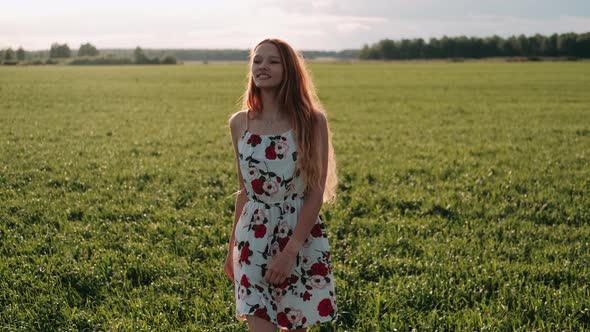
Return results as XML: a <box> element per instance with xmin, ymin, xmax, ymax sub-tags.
<box><xmin>272</xmin><ymin>273</ymin><xmax>281</xmax><ymax>285</ymax></box>
<box><xmin>265</xmin><ymin>270</ymin><xmax>286</xmax><ymax>285</ymax></box>
<box><xmin>264</xmin><ymin>270</ymin><xmax>273</xmax><ymax>284</ymax></box>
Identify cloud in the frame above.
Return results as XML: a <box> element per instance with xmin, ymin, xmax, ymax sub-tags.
<box><xmin>263</xmin><ymin>0</ymin><xmax>590</xmax><ymax>20</ymax></box>
<box><xmin>337</xmin><ymin>23</ymin><xmax>373</xmax><ymax>33</ymax></box>
<box><xmin>0</xmin><ymin>0</ymin><xmax>589</xmax><ymax>50</ymax></box>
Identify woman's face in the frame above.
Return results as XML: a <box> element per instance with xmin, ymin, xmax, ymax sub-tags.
<box><xmin>251</xmin><ymin>42</ymin><xmax>284</xmax><ymax>90</ymax></box>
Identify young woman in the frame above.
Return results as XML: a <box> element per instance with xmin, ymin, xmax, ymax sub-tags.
<box><xmin>225</xmin><ymin>38</ymin><xmax>338</xmax><ymax>331</ymax></box>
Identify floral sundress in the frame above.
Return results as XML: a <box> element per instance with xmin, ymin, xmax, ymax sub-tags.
<box><xmin>232</xmin><ymin>119</ymin><xmax>338</xmax><ymax>330</ymax></box>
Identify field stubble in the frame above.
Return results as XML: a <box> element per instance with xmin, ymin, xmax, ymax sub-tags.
<box><xmin>0</xmin><ymin>62</ymin><xmax>589</xmax><ymax>331</ymax></box>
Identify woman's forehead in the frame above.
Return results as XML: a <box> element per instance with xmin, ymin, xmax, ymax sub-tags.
<box><xmin>254</xmin><ymin>43</ymin><xmax>280</xmax><ymax>57</ymax></box>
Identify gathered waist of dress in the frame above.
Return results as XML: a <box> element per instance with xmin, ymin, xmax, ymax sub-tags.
<box><xmin>246</xmin><ymin>193</ymin><xmax>305</xmax><ymax>207</ymax></box>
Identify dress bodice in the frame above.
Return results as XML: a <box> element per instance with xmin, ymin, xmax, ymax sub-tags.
<box><xmin>238</xmin><ymin>128</ymin><xmax>306</xmax><ymax>207</ymax></box>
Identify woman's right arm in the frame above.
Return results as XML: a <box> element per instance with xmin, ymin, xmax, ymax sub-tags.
<box><xmin>228</xmin><ymin>111</ymin><xmax>248</xmax><ymax>254</ymax></box>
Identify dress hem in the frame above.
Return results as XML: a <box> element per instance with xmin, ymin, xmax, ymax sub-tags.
<box><xmin>235</xmin><ymin>311</ymin><xmax>338</xmax><ymax>331</ymax></box>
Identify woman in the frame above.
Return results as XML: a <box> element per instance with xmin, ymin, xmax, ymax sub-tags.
<box><xmin>225</xmin><ymin>38</ymin><xmax>338</xmax><ymax>331</ymax></box>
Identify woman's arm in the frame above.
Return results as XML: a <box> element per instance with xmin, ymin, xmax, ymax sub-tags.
<box><xmin>284</xmin><ymin>111</ymin><xmax>329</xmax><ymax>255</ymax></box>
<box><xmin>228</xmin><ymin>112</ymin><xmax>249</xmax><ymax>254</ymax></box>
<box><xmin>263</xmin><ymin>111</ymin><xmax>330</xmax><ymax>285</ymax></box>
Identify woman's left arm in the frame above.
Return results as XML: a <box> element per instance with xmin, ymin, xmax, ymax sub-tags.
<box><xmin>264</xmin><ymin>112</ymin><xmax>329</xmax><ymax>285</ymax></box>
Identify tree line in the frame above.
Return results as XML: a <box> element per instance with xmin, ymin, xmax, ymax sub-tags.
<box><xmin>3</xmin><ymin>44</ymin><xmax>357</xmax><ymax>65</ymax></box>
<box><xmin>1</xmin><ymin>42</ymin><xmax>177</xmax><ymax>65</ymax></box>
<box><xmin>3</xmin><ymin>32</ymin><xmax>589</xmax><ymax>65</ymax></box>
<box><xmin>360</xmin><ymin>32</ymin><xmax>590</xmax><ymax>60</ymax></box>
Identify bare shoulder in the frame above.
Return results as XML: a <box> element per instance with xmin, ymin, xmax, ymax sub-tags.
<box><xmin>312</xmin><ymin>110</ymin><xmax>328</xmax><ymax>137</ymax></box>
<box><xmin>312</xmin><ymin>110</ymin><xmax>327</xmax><ymax>126</ymax></box>
<box><xmin>228</xmin><ymin>110</ymin><xmax>249</xmax><ymax>139</ymax></box>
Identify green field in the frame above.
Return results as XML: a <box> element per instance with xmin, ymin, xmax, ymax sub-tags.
<box><xmin>1</xmin><ymin>62</ymin><xmax>589</xmax><ymax>331</ymax></box>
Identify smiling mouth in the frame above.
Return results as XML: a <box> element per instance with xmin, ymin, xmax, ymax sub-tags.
<box><xmin>257</xmin><ymin>74</ymin><xmax>271</xmax><ymax>79</ymax></box>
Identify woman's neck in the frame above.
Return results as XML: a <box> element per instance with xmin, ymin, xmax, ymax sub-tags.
<box><xmin>259</xmin><ymin>89</ymin><xmax>282</xmax><ymax>120</ymax></box>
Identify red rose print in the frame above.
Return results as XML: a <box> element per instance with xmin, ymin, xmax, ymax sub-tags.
<box><xmin>279</xmin><ymin>274</ymin><xmax>299</xmax><ymax>289</ymax></box>
<box><xmin>265</xmin><ymin>145</ymin><xmax>277</xmax><ymax>159</ymax></box>
<box><xmin>276</xmin><ymin>176</ymin><xmax>281</xmax><ymax>183</ymax></box>
<box><xmin>302</xmin><ymin>291</ymin><xmax>312</xmax><ymax>301</ymax></box>
<box><xmin>239</xmin><ymin>244</ymin><xmax>251</xmax><ymax>265</ymax></box>
<box><xmin>254</xmin><ymin>224</ymin><xmax>267</xmax><ymax>238</ymax></box>
<box><xmin>251</xmin><ymin>178</ymin><xmax>264</xmax><ymax>195</ymax></box>
<box><xmin>247</xmin><ymin>134</ymin><xmax>261</xmax><ymax>146</ymax></box>
<box><xmin>318</xmin><ymin>298</ymin><xmax>334</xmax><ymax>317</ymax></box>
<box><xmin>254</xmin><ymin>308</ymin><xmax>270</xmax><ymax>321</ymax></box>
<box><xmin>277</xmin><ymin>312</ymin><xmax>290</xmax><ymax>327</ymax></box>
<box><xmin>240</xmin><ymin>274</ymin><xmax>251</xmax><ymax>288</ymax></box>
<box><xmin>311</xmin><ymin>224</ymin><xmax>322</xmax><ymax>237</ymax></box>
<box><xmin>277</xmin><ymin>237</ymin><xmax>289</xmax><ymax>251</ymax></box>
<box><xmin>311</xmin><ymin>262</ymin><xmax>328</xmax><ymax>276</ymax></box>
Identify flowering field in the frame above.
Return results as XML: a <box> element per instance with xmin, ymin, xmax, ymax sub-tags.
<box><xmin>1</xmin><ymin>61</ymin><xmax>589</xmax><ymax>331</ymax></box>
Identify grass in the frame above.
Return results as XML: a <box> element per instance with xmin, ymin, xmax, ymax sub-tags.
<box><xmin>1</xmin><ymin>61</ymin><xmax>589</xmax><ymax>331</ymax></box>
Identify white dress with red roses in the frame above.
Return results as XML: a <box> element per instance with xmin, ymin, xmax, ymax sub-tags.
<box><xmin>232</xmin><ymin>124</ymin><xmax>338</xmax><ymax>330</ymax></box>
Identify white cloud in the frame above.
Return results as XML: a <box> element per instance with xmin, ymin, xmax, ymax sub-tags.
<box><xmin>0</xmin><ymin>0</ymin><xmax>588</xmax><ymax>50</ymax></box>
<box><xmin>337</xmin><ymin>23</ymin><xmax>372</xmax><ymax>33</ymax></box>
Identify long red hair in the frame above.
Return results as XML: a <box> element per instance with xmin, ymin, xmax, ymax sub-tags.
<box><xmin>240</xmin><ymin>38</ymin><xmax>337</xmax><ymax>204</ymax></box>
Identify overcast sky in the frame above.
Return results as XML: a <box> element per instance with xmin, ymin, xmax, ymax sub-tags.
<box><xmin>1</xmin><ymin>0</ymin><xmax>589</xmax><ymax>51</ymax></box>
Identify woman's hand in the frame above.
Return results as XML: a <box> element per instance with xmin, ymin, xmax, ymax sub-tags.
<box><xmin>263</xmin><ymin>250</ymin><xmax>297</xmax><ymax>286</ymax></box>
<box><xmin>224</xmin><ymin>251</ymin><xmax>234</xmax><ymax>281</ymax></box>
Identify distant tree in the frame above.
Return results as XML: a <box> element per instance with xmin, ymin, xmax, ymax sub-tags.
<box><xmin>359</xmin><ymin>32</ymin><xmax>590</xmax><ymax>60</ymax></box>
<box><xmin>161</xmin><ymin>55</ymin><xmax>177</xmax><ymax>64</ymax></box>
<box><xmin>378</xmin><ymin>39</ymin><xmax>396</xmax><ymax>59</ymax></box>
<box><xmin>49</xmin><ymin>43</ymin><xmax>58</xmax><ymax>58</ymax></box>
<box><xmin>78</xmin><ymin>43</ymin><xmax>99</xmax><ymax>56</ymax></box>
<box><xmin>516</xmin><ymin>34</ymin><xmax>530</xmax><ymax>55</ymax></box>
<box><xmin>504</xmin><ymin>36</ymin><xmax>519</xmax><ymax>56</ymax></box>
<box><xmin>439</xmin><ymin>36</ymin><xmax>452</xmax><ymax>58</ymax></box>
<box><xmin>399</xmin><ymin>39</ymin><xmax>412</xmax><ymax>59</ymax></box>
<box><xmin>483</xmin><ymin>35</ymin><xmax>503</xmax><ymax>57</ymax></box>
<box><xmin>558</xmin><ymin>32</ymin><xmax>578</xmax><ymax>56</ymax></box>
<box><xmin>576</xmin><ymin>32</ymin><xmax>590</xmax><ymax>57</ymax></box>
<box><xmin>364</xmin><ymin>43</ymin><xmax>382</xmax><ymax>60</ymax></box>
<box><xmin>426</xmin><ymin>38</ymin><xmax>441</xmax><ymax>58</ymax></box>
<box><xmin>546</xmin><ymin>33</ymin><xmax>559</xmax><ymax>56</ymax></box>
<box><xmin>4</xmin><ymin>48</ymin><xmax>15</xmax><ymax>61</ymax></box>
<box><xmin>455</xmin><ymin>36</ymin><xmax>470</xmax><ymax>57</ymax></box>
<box><xmin>134</xmin><ymin>46</ymin><xmax>149</xmax><ymax>64</ymax></box>
<box><xmin>469</xmin><ymin>37</ymin><xmax>484</xmax><ymax>58</ymax></box>
<box><xmin>50</xmin><ymin>43</ymin><xmax>71</xmax><ymax>58</ymax></box>
<box><xmin>359</xmin><ymin>44</ymin><xmax>371</xmax><ymax>59</ymax></box>
<box><xmin>526</xmin><ymin>34</ymin><xmax>545</xmax><ymax>56</ymax></box>
<box><xmin>16</xmin><ymin>47</ymin><xmax>25</xmax><ymax>61</ymax></box>
<box><xmin>410</xmin><ymin>38</ymin><xmax>425</xmax><ymax>58</ymax></box>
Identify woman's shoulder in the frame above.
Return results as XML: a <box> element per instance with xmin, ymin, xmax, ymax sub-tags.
<box><xmin>229</xmin><ymin>109</ymin><xmax>248</xmax><ymax>123</ymax></box>
<box><xmin>228</xmin><ymin>109</ymin><xmax>249</xmax><ymax>139</ymax></box>
<box><xmin>312</xmin><ymin>110</ymin><xmax>327</xmax><ymax>125</ymax></box>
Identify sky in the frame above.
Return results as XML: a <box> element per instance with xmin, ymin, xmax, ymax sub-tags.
<box><xmin>1</xmin><ymin>0</ymin><xmax>589</xmax><ymax>51</ymax></box>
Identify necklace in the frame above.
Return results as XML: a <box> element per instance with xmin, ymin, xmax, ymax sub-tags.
<box><xmin>263</xmin><ymin>118</ymin><xmax>279</xmax><ymax>126</ymax></box>
<box><xmin>259</xmin><ymin>113</ymin><xmax>282</xmax><ymax>127</ymax></box>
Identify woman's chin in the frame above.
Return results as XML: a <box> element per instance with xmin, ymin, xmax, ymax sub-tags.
<box><xmin>255</xmin><ymin>82</ymin><xmax>280</xmax><ymax>90</ymax></box>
